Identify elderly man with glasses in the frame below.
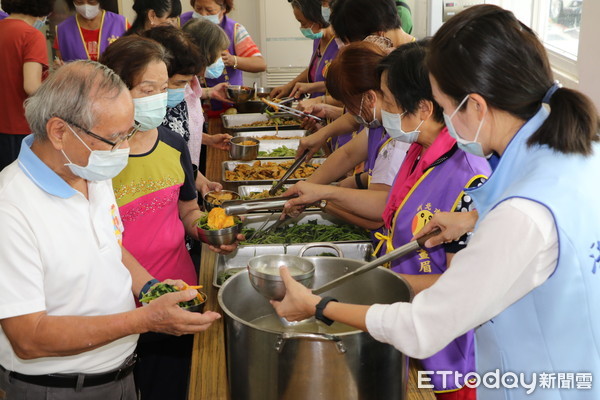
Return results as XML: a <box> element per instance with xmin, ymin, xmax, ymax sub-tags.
<box><xmin>0</xmin><ymin>60</ymin><xmax>221</xmax><ymax>400</ymax></box>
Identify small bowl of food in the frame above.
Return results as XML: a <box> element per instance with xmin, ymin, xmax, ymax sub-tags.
<box><xmin>139</xmin><ymin>282</ymin><xmax>207</xmax><ymax>313</ymax></box>
<box><xmin>203</xmin><ymin>190</ymin><xmax>241</xmax><ymax>212</ymax></box>
<box><xmin>247</xmin><ymin>254</ymin><xmax>315</xmax><ymax>301</ymax></box>
<box><xmin>196</xmin><ymin>208</ymin><xmax>242</xmax><ymax>247</ymax></box>
<box><xmin>229</xmin><ymin>136</ymin><xmax>259</xmax><ymax>161</ymax></box>
<box><xmin>227</xmin><ymin>85</ymin><xmax>255</xmax><ymax>103</ymax></box>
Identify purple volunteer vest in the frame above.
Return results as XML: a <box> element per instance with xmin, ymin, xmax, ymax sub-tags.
<box><xmin>0</xmin><ymin>11</ymin><xmax>8</xmax><ymax>20</ymax></box>
<box><xmin>180</xmin><ymin>11</ymin><xmax>193</xmax><ymax>27</ymax></box>
<box><xmin>384</xmin><ymin>147</ymin><xmax>489</xmax><ymax>392</ymax></box>
<box><xmin>204</xmin><ymin>15</ymin><xmax>243</xmax><ymax>110</ymax></box>
<box><xmin>308</xmin><ymin>36</ymin><xmax>340</xmax><ymax>98</ymax></box>
<box><xmin>57</xmin><ymin>11</ymin><xmax>126</xmax><ymax>62</ymax></box>
<box><xmin>329</xmin><ymin>109</ymin><xmax>358</xmax><ymax>151</ymax></box>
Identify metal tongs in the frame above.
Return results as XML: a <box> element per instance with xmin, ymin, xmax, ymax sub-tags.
<box><xmin>261</xmin><ymin>98</ymin><xmax>322</xmax><ymax>122</ymax></box>
<box><xmin>269</xmin><ymin>150</ymin><xmax>309</xmax><ymax>196</ymax></box>
<box><xmin>222</xmin><ymin>197</ymin><xmax>291</xmax><ymax>216</ymax></box>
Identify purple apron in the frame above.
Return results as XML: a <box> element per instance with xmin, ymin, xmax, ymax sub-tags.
<box><xmin>0</xmin><ymin>11</ymin><xmax>8</xmax><ymax>20</ymax></box>
<box><xmin>365</xmin><ymin>126</ymin><xmax>392</xmax><ymax>256</ymax></box>
<box><xmin>307</xmin><ymin>37</ymin><xmax>340</xmax><ymax>98</ymax></box>
<box><xmin>57</xmin><ymin>11</ymin><xmax>126</xmax><ymax>62</ymax></box>
<box><xmin>378</xmin><ymin>148</ymin><xmax>489</xmax><ymax>392</ymax></box>
<box><xmin>179</xmin><ymin>11</ymin><xmax>193</xmax><ymax>27</ymax></box>
<box><xmin>204</xmin><ymin>15</ymin><xmax>243</xmax><ymax>110</ymax></box>
<box><xmin>329</xmin><ymin>109</ymin><xmax>358</xmax><ymax>151</ymax></box>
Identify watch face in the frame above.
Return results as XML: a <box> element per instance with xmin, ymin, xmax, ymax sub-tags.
<box><xmin>319</xmin><ymin>200</ymin><xmax>327</xmax><ymax>209</ymax></box>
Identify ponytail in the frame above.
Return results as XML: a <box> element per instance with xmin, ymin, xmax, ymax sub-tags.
<box><xmin>528</xmin><ymin>87</ymin><xmax>600</xmax><ymax>155</ymax></box>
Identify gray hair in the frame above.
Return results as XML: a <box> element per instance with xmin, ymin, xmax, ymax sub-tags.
<box><xmin>182</xmin><ymin>18</ymin><xmax>230</xmax><ymax>69</ymax></box>
<box><xmin>25</xmin><ymin>60</ymin><xmax>127</xmax><ymax>140</ymax></box>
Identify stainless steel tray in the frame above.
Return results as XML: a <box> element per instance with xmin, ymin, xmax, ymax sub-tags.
<box><xmin>254</xmin><ymin>139</ymin><xmax>323</xmax><ymax>159</ymax></box>
<box><xmin>213</xmin><ymin>242</ymin><xmax>374</xmax><ymax>288</ymax></box>
<box><xmin>222</xmin><ymin>113</ymin><xmax>302</xmax><ymax>133</ymax></box>
<box><xmin>233</xmin><ymin>130</ymin><xmax>307</xmax><ymax>139</ymax></box>
<box><xmin>222</xmin><ymin>158</ymin><xmax>326</xmax><ymax>184</ymax></box>
<box><xmin>237</xmin><ymin>184</ymin><xmax>293</xmax><ymax>199</ymax></box>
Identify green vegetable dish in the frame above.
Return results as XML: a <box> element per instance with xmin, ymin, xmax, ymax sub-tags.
<box><xmin>258</xmin><ymin>145</ymin><xmax>296</xmax><ymax>158</ymax></box>
<box><xmin>139</xmin><ymin>283</ymin><xmax>205</xmax><ymax>307</ymax></box>
<box><xmin>242</xmin><ymin>220</ymin><xmax>370</xmax><ymax>244</ymax></box>
<box><xmin>216</xmin><ymin>268</ymin><xmax>245</xmax><ymax>286</ymax></box>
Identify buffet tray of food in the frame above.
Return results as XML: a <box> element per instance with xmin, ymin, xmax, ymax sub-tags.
<box><xmin>232</xmin><ymin>130</ymin><xmax>307</xmax><ymax>140</ymax></box>
<box><xmin>222</xmin><ymin>158</ymin><xmax>326</xmax><ymax>184</ymax></box>
<box><xmin>213</xmin><ymin>241</ymin><xmax>374</xmax><ymax>288</ymax></box>
<box><xmin>222</xmin><ymin>113</ymin><xmax>302</xmax><ymax>133</ymax></box>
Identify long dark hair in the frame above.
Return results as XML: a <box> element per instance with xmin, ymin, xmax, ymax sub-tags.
<box><xmin>427</xmin><ymin>4</ymin><xmax>599</xmax><ymax>155</ymax></box>
<box><xmin>330</xmin><ymin>0</ymin><xmax>400</xmax><ymax>43</ymax></box>
<box><xmin>126</xmin><ymin>0</ymin><xmax>182</xmax><ymax>36</ymax></box>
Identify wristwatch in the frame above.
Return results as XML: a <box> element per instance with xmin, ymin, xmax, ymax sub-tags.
<box><xmin>315</xmin><ymin>296</ymin><xmax>338</xmax><ymax>326</ymax></box>
<box><xmin>319</xmin><ymin>199</ymin><xmax>328</xmax><ymax>210</ymax></box>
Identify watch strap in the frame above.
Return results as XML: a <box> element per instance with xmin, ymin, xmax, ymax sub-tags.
<box><xmin>139</xmin><ymin>278</ymin><xmax>160</xmax><ymax>301</ymax></box>
<box><xmin>315</xmin><ymin>296</ymin><xmax>338</xmax><ymax>326</ymax></box>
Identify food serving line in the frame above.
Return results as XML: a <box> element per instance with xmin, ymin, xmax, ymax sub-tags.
<box><xmin>187</xmin><ymin>116</ymin><xmax>435</xmax><ymax>400</ymax></box>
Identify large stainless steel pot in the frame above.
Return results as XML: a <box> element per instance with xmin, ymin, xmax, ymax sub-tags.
<box><xmin>218</xmin><ymin>256</ymin><xmax>412</xmax><ymax>400</ymax></box>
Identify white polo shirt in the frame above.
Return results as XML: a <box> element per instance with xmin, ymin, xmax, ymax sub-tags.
<box><xmin>0</xmin><ymin>135</ymin><xmax>138</xmax><ymax>375</ymax></box>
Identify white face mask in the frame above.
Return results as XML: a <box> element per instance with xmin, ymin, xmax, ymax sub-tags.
<box><xmin>444</xmin><ymin>95</ymin><xmax>488</xmax><ymax>157</ymax></box>
<box><xmin>198</xmin><ymin>13</ymin><xmax>220</xmax><ymax>24</ymax></box>
<box><xmin>382</xmin><ymin>110</ymin><xmax>424</xmax><ymax>144</ymax></box>
<box><xmin>63</xmin><ymin>125</ymin><xmax>130</xmax><ymax>181</ymax></box>
<box><xmin>75</xmin><ymin>4</ymin><xmax>101</xmax><ymax>20</ymax></box>
<box><xmin>352</xmin><ymin>94</ymin><xmax>381</xmax><ymax>128</ymax></box>
<box><xmin>133</xmin><ymin>92</ymin><xmax>168</xmax><ymax>131</ymax></box>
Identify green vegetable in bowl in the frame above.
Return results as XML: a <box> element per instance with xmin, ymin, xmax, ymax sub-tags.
<box><xmin>139</xmin><ymin>283</ymin><xmax>205</xmax><ymax>307</ymax></box>
<box><xmin>258</xmin><ymin>145</ymin><xmax>297</xmax><ymax>158</ymax></box>
<box><xmin>242</xmin><ymin>220</ymin><xmax>369</xmax><ymax>244</ymax></box>
<box><xmin>317</xmin><ymin>252</ymin><xmax>337</xmax><ymax>257</ymax></box>
<box><xmin>216</xmin><ymin>268</ymin><xmax>245</xmax><ymax>286</ymax></box>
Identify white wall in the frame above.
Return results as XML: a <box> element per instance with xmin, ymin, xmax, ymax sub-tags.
<box><xmin>577</xmin><ymin>0</ymin><xmax>600</xmax><ymax>111</ymax></box>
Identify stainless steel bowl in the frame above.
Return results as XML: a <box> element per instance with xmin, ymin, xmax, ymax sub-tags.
<box><xmin>229</xmin><ymin>137</ymin><xmax>259</xmax><ymax>161</ymax></box>
<box><xmin>197</xmin><ymin>222</ymin><xmax>242</xmax><ymax>247</ymax></box>
<box><xmin>236</xmin><ymin>100</ymin><xmax>268</xmax><ymax>114</ymax></box>
<box><xmin>181</xmin><ymin>292</ymin><xmax>207</xmax><ymax>313</ymax></box>
<box><xmin>203</xmin><ymin>190</ymin><xmax>241</xmax><ymax>212</ymax></box>
<box><xmin>227</xmin><ymin>85</ymin><xmax>255</xmax><ymax>103</ymax></box>
<box><xmin>255</xmin><ymin>87</ymin><xmax>274</xmax><ymax>98</ymax></box>
<box><xmin>247</xmin><ymin>254</ymin><xmax>315</xmax><ymax>300</ymax></box>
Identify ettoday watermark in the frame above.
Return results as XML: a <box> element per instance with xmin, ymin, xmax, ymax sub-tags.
<box><xmin>418</xmin><ymin>370</ymin><xmax>593</xmax><ymax>394</ymax></box>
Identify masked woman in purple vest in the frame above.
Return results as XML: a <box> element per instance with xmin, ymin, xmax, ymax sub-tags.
<box><xmin>125</xmin><ymin>0</ymin><xmax>181</xmax><ymax>36</ymax></box>
<box><xmin>270</xmin><ymin>0</ymin><xmax>340</xmax><ymax>100</ymax></box>
<box><xmin>276</xmin><ymin>5</ymin><xmax>600</xmax><ymax>400</ymax></box>
<box><xmin>296</xmin><ymin>0</ymin><xmax>415</xmax><ymax>154</ymax></box>
<box><xmin>281</xmin><ymin>40</ymin><xmax>491</xmax><ymax>399</ymax></box>
<box><xmin>284</xmin><ymin>42</ymin><xmax>409</xmax><ymax>240</ymax></box>
<box><xmin>181</xmin><ymin>0</ymin><xmax>266</xmax><ymax>110</ymax></box>
<box><xmin>53</xmin><ymin>0</ymin><xmax>128</xmax><ymax>64</ymax></box>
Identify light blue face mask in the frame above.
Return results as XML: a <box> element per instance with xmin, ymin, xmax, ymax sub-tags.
<box><xmin>205</xmin><ymin>58</ymin><xmax>225</xmax><ymax>79</ymax></box>
<box><xmin>300</xmin><ymin>24</ymin><xmax>323</xmax><ymax>40</ymax></box>
<box><xmin>321</xmin><ymin>6</ymin><xmax>331</xmax><ymax>23</ymax></box>
<box><xmin>167</xmin><ymin>87</ymin><xmax>186</xmax><ymax>108</ymax></box>
<box><xmin>382</xmin><ymin>109</ymin><xmax>424</xmax><ymax>144</ymax></box>
<box><xmin>444</xmin><ymin>95</ymin><xmax>488</xmax><ymax>157</ymax></box>
<box><xmin>198</xmin><ymin>13</ymin><xmax>221</xmax><ymax>24</ymax></box>
<box><xmin>33</xmin><ymin>17</ymin><xmax>47</xmax><ymax>30</ymax></box>
<box><xmin>133</xmin><ymin>92</ymin><xmax>168</xmax><ymax>131</ymax></box>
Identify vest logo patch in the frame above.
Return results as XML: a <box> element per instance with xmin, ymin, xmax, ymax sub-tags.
<box><xmin>107</xmin><ymin>35</ymin><xmax>120</xmax><ymax>44</ymax></box>
<box><xmin>590</xmin><ymin>241</ymin><xmax>600</xmax><ymax>274</ymax></box>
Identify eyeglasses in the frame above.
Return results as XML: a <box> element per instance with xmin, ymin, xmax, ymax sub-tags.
<box><xmin>62</xmin><ymin>118</ymin><xmax>141</xmax><ymax>151</ymax></box>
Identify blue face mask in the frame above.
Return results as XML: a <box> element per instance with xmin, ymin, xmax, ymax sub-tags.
<box><xmin>133</xmin><ymin>92</ymin><xmax>168</xmax><ymax>131</ymax></box>
<box><xmin>444</xmin><ymin>95</ymin><xmax>488</xmax><ymax>157</ymax></box>
<box><xmin>382</xmin><ymin>109</ymin><xmax>424</xmax><ymax>144</ymax></box>
<box><xmin>321</xmin><ymin>6</ymin><xmax>331</xmax><ymax>23</ymax></box>
<box><xmin>205</xmin><ymin>58</ymin><xmax>225</xmax><ymax>79</ymax></box>
<box><xmin>300</xmin><ymin>24</ymin><xmax>323</xmax><ymax>40</ymax></box>
<box><xmin>33</xmin><ymin>17</ymin><xmax>47</xmax><ymax>30</ymax></box>
<box><xmin>199</xmin><ymin>13</ymin><xmax>221</xmax><ymax>24</ymax></box>
<box><xmin>167</xmin><ymin>87</ymin><xmax>186</xmax><ymax>108</ymax></box>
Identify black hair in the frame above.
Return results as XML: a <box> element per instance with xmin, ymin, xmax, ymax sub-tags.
<box><xmin>142</xmin><ymin>25</ymin><xmax>202</xmax><ymax>77</ymax></box>
<box><xmin>126</xmin><ymin>0</ymin><xmax>182</xmax><ymax>36</ymax></box>
<box><xmin>2</xmin><ymin>0</ymin><xmax>55</xmax><ymax>17</ymax></box>
<box><xmin>330</xmin><ymin>0</ymin><xmax>400</xmax><ymax>43</ymax></box>
<box><xmin>99</xmin><ymin>35</ymin><xmax>171</xmax><ymax>89</ymax></box>
<box><xmin>290</xmin><ymin>0</ymin><xmax>329</xmax><ymax>28</ymax></box>
<box><xmin>428</xmin><ymin>4</ymin><xmax>599</xmax><ymax>155</ymax></box>
<box><xmin>377</xmin><ymin>39</ymin><xmax>443</xmax><ymax>124</ymax></box>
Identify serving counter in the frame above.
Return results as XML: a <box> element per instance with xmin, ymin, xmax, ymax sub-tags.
<box><xmin>188</xmin><ymin>118</ymin><xmax>435</xmax><ymax>400</ymax></box>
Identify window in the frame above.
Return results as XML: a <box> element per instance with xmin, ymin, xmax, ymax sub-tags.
<box><xmin>487</xmin><ymin>0</ymin><xmax>582</xmax><ymax>81</ymax></box>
